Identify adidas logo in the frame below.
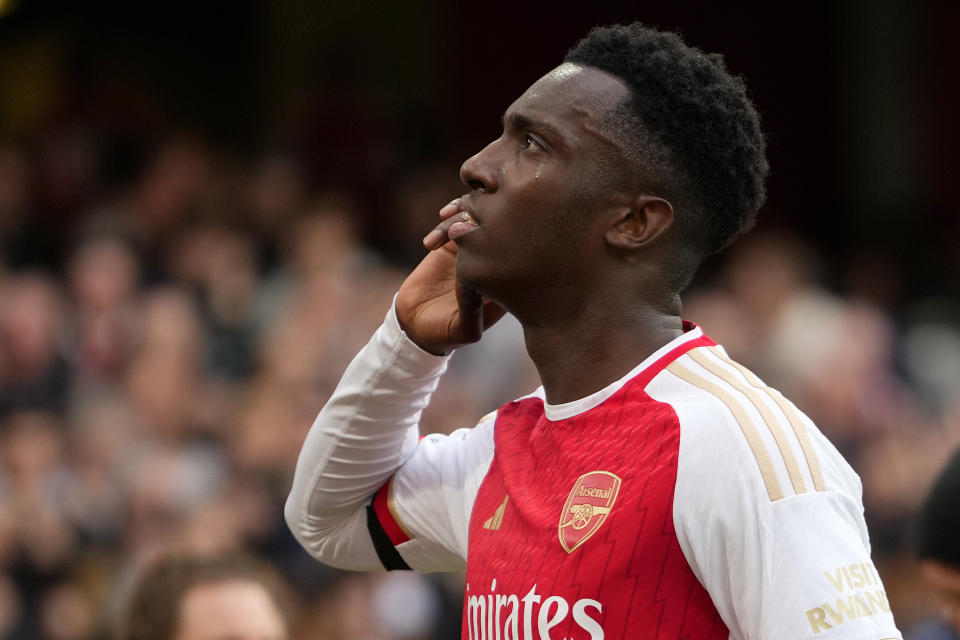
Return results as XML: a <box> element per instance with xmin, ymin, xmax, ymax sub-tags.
<box><xmin>482</xmin><ymin>495</ymin><xmax>509</xmax><ymax>531</ymax></box>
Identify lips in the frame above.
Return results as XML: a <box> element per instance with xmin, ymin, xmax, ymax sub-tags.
<box><xmin>448</xmin><ymin>212</ymin><xmax>480</xmax><ymax>241</ymax></box>
<box><xmin>448</xmin><ymin>202</ymin><xmax>481</xmax><ymax>241</ymax></box>
<box><xmin>457</xmin><ymin>197</ymin><xmax>480</xmax><ymax>224</ymax></box>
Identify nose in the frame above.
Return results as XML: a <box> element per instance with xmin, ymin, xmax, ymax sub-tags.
<box><xmin>459</xmin><ymin>140</ymin><xmax>500</xmax><ymax>193</ymax></box>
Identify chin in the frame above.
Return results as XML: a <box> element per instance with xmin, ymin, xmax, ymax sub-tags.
<box><xmin>457</xmin><ymin>253</ymin><xmax>538</xmax><ymax>315</ymax></box>
<box><xmin>454</xmin><ymin>251</ymin><xmax>486</xmax><ymax>291</ymax></box>
<box><xmin>456</xmin><ymin>250</ymin><xmax>508</xmax><ymax>300</ymax></box>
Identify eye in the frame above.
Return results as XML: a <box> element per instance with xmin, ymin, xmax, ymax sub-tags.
<box><xmin>521</xmin><ymin>133</ymin><xmax>542</xmax><ymax>151</ymax></box>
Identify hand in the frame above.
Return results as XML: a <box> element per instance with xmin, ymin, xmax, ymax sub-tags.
<box><xmin>396</xmin><ymin>200</ymin><xmax>506</xmax><ymax>355</ymax></box>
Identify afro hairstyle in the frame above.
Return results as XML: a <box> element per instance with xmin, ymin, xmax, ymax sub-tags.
<box><xmin>565</xmin><ymin>23</ymin><xmax>768</xmax><ymax>264</ymax></box>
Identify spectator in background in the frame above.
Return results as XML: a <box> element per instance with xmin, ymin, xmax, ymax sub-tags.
<box><xmin>68</xmin><ymin>233</ymin><xmax>141</xmax><ymax>385</ymax></box>
<box><xmin>0</xmin><ymin>273</ymin><xmax>70</xmax><ymax>416</ymax></box>
<box><xmin>913</xmin><ymin>447</ymin><xmax>960</xmax><ymax>638</ymax></box>
<box><xmin>116</xmin><ymin>552</ymin><xmax>289</xmax><ymax>640</ymax></box>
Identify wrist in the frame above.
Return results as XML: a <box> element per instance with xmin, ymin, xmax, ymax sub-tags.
<box><xmin>391</xmin><ymin>299</ymin><xmax>450</xmax><ymax>357</ymax></box>
<box><xmin>398</xmin><ymin>320</ymin><xmax>449</xmax><ymax>356</ymax></box>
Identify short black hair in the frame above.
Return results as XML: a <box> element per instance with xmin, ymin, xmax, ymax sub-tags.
<box><xmin>915</xmin><ymin>447</ymin><xmax>960</xmax><ymax>568</ymax></box>
<box><xmin>565</xmin><ymin>23</ymin><xmax>768</xmax><ymax>265</ymax></box>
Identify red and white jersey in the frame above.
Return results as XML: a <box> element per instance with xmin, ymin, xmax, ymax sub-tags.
<box><xmin>286</xmin><ymin>304</ymin><xmax>902</xmax><ymax>640</ymax></box>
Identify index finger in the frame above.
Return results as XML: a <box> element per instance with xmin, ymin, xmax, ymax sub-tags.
<box><xmin>422</xmin><ymin>210</ymin><xmax>476</xmax><ymax>250</ymax></box>
<box><xmin>439</xmin><ymin>199</ymin><xmax>462</xmax><ymax>219</ymax></box>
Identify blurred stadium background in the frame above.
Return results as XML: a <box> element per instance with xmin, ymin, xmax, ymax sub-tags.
<box><xmin>0</xmin><ymin>1</ymin><xmax>957</xmax><ymax>638</ymax></box>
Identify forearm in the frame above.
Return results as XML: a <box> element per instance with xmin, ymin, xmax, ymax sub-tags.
<box><xmin>284</xmin><ymin>301</ymin><xmax>450</xmax><ymax>560</ymax></box>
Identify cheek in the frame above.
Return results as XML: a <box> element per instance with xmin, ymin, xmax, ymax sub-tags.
<box><xmin>551</xmin><ymin>189</ymin><xmax>604</xmax><ymax>246</ymax></box>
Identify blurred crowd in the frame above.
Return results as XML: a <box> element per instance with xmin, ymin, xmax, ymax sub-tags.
<box><xmin>0</xmin><ymin>127</ymin><xmax>957</xmax><ymax>639</ymax></box>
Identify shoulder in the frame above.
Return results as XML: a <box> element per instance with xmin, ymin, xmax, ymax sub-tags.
<box><xmin>645</xmin><ymin>344</ymin><xmax>903</xmax><ymax>638</ymax></box>
<box><xmin>646</xmin><ymin>344</ymin><xmax>861</xmax><ymax>505</ymax></box>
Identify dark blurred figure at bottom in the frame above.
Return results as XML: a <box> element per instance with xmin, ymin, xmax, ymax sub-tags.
<box><xmin>912</xmin><ymin>448</ymin><xmax>960</xmax><ymax>639</ymax></box>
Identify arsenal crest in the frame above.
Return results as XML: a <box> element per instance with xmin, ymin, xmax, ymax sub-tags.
<box><xmin>558</xmin><ymin>471</ymin><xmax>622</xmax><ymax>553</ymax></box>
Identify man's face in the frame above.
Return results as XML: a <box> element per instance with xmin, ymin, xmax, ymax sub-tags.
<box><xmin>921</xmin><ymin>560</ymin><xmax>960</xmax><ymax>633</ymax></box>
<box><xmin>174</xmin><ymin>580</ymin><xmax>287</xmax><ymax>640</ymax></box>
<box><xmin>453</xmin><ymin>63</ymin><xmax>633</xmax><ymax>304</ymax></box>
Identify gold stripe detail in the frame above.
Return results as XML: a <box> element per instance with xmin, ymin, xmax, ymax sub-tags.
<box><xmin>386</xmin><ymin>477</ymin><xmax>415</xmax><ymax>540</ymax></box>
<box><xmin>708</xmin><ymin>347</ymin><xmax>826</xmax><ymax>492</ymax></box>
<box><xmin>483</xmin><ymin>495</ymin><xmax>509</xmax><ymax>531</ymax></box>
<box><xmin>689</xmin><ymin>349</ymin><xmax>808</xmax><ymax>496</ymax></box>
<box><xmin>667</xmin><ymin>360</ymin><xmax>784</xmax><ymax>501</ymax></box>
<box><xmin>494</xmin><ymin>495</ymin><xmax>506</xmax><ymax>529</ymax></box>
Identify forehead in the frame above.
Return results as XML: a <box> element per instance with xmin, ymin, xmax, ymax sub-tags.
<box><xmin>178</xmin><ymin>580</ymin><xmax>286</xmax><ymax>640</ymax></box>
<box><xmin>507</xmin><ymin>63</ymin><xmax>630</xmax><ymax>145</ymax></box>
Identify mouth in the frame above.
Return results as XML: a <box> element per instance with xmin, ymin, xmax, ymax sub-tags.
<box><xmin>458</xmin><ymin>197</ymin><xmax>480</xmax><ymax>223</ymax></box>
<box><xmin>448</xmin><ymin>201</ymin><xmax>481</xmax><ymax>241</ymax></box>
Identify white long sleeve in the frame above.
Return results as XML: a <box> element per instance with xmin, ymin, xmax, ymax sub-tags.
<box><xmin>284</xmin><ymin>302</ymin><xmax>451</xmax><ymax>570</ymax></box>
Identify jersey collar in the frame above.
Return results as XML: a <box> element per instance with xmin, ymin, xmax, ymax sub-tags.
<box><xmin>542</xmin><ymin>323</ymin><xmax>713</xmax><ymax>421</ymax></box>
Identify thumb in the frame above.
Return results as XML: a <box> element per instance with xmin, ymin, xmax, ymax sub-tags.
<box><xmin>481</xmin><ymin>299</ymin><xmax>507</xmax><ymax>330</ymax></box>
<box><xmin>455</xmin><ymin>280</ymin><xmax>485</xmax><ymax>343</ymax></box>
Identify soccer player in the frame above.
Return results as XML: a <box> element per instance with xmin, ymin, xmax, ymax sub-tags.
<box><xmin>915</xmin><ymin>447</ymin><xmax>960</xmax><ymax>634</ymax></box>
<box><xmin>286</xmin><ymin>23</ymin><xmax>902</xmax><ymax>639</ymax></box>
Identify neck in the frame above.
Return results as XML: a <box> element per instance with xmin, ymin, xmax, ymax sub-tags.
<box><xmin>518</xmin><ymin>292</ymin><xmax>684</xmax><ymax>405</ymax></box>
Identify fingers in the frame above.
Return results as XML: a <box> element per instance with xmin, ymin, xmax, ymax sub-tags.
<box><xmin>422</xmin><ymin>228</ymin><xmax>445</xmax><ymax>250</ymax></box>
<box><xmin>455</xmin><ymin>283</ymin><xmax>507</xmax><ymax>342</ymax></box>
<box><xmin>439</xmin><ymin>199</ymin><xmax>461</xmax><ymax>219</ymax></box>
<box><xmin>422</xmin><ymin>199</ymin><xmax>464</xmax><ymax>249</ymax></box>
<box><xmin>423</xmin><ymin>209</ymin><xmax>475</xmax><ymax>250</ymax></box>
<box><xmin>423</xmin><ymin>199</ymin><xmax>460</xmax><ymax>249</ymax></box>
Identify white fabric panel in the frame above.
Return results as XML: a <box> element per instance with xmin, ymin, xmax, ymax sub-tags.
<box><xmin>698</xmin><ymin>346</ymin><xmax>821</xmax><ymax>495</ymax></box>
<box><xmin>647</xmin><ymin>360</ymin><xmax>901</xmax><ymax>640</ymax></box>
<box><xmin>285</xmin><ymin>302</ymin><xmax>453</xmax><ymax>571</ymax></box>
<box><xmin>391</xmin><ymin>415</ymin><xmax>497</xmax><ymax>570</ymax></box>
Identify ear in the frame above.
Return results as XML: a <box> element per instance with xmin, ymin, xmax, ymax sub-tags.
<box><xmin>604</xmin><ymin>195</ymin><xmax>674</xmax><ymax>250</ymax></box>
